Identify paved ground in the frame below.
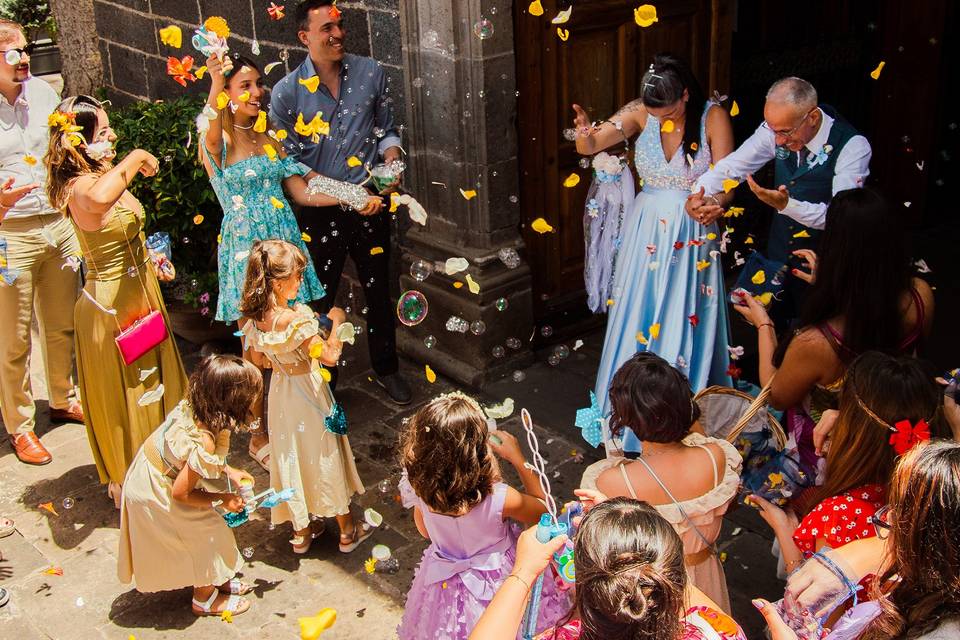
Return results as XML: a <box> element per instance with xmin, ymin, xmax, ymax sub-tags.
<box><xmin>0</xmin><ymin>325</ymin><xmax>782</xmax><ymax>639</ymax></box>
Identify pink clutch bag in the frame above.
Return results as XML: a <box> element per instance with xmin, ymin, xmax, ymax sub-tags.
<box><xmin>115</xmin><ymin>310</ymin><xmax>168</xmax><ymax>366</ymax></box>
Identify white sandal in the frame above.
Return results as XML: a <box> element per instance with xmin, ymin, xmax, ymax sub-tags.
<box><xmin>248</xmin><ymin>443</ymin><xmax>271</xmax><ymax>472</ymax></box>
<box><xmin>218</xmin><ymin>577</ymin><xmax>252</xmax><ymax>595</ymax></box>
<box><xmin>192</xmin><ymin>589</ymin><xmax>249</xmax><ymax>617</ymax></box>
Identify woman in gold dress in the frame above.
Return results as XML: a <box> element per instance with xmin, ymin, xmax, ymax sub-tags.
<box><xmin>45</xmin><ymin>95</ymin><xmax>187</xmax><ymax>505</ymax></box>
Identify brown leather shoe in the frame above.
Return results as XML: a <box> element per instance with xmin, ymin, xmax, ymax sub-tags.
<box><xmin>10</xmin><ymin>432</ymin><xmax>52</xmax><ymax>465</ymax></box>
<box><xmin>49</xmin><ymin>402</ymin><xmax>84</xmax><ymax>424</ymax></box>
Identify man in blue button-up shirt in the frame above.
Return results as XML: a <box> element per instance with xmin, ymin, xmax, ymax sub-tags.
<box><xmin>270</xmin><ymin>0</ymin><xmax>410</xmax><ymax>404</ymax></box>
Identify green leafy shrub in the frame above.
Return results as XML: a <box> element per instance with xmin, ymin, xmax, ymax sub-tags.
<box><xmin>109</xmin><ymin>96</ymin><xmax>222</xmax><ymax>311</ymax></box>
<box><xmin>0</xmin><ymin>0</ymin><xmax>57</xmax><ymax>41</ymax></box>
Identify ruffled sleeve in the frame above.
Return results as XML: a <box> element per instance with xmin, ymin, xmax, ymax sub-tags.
<box><xmin>242</xmin><ymin>308</ymin><xmax>319</xmax><ymax>355</ymax></box>
<box><xmin>280</xmin><ymin>155</ymin><xmax>312</xmax><ymax>178</ymax></box>
<box><xmin>163</xmin><ymin>402</ymin><xmax>226</xmax><ymax>480</ymax></box>
<box><xmin>792</xmin><ymin>485</ymin><xmax>885</xmax><ymax>554</ymax></box>
<box><xmin>399</xmin><ymin>471</ymin><xmax>418</xmax><ymax>509</ymax></box>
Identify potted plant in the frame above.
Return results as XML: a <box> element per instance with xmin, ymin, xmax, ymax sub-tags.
<box><xmin>109</xmin><ymin>95</ymin><xmax>234</xmax><ymax>345</ymax></box>
<box><xmin>0</xmin><ymin>0</ymin><xmax>60</xmax><ymax>76</ymax></box>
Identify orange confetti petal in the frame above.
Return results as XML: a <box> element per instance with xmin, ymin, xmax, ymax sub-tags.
<box><xmin>425</xmin><ymin>365</ymin><xmax>437</xmax><ymax>383</ymax></box>
<box><xmin>869</xmin><ymin>61</ymin><xmax>885</xmax><ymax>80</ymax></box>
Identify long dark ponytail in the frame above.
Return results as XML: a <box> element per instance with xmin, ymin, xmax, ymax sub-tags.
<box><xmin>640</xmin><ymin>53</ymin><xmax>706</xmax><ymax>161</ymax></box>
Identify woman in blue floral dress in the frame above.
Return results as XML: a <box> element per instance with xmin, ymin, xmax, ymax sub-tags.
<box><xmin>200</xmin><ymin>53</ymin><xmax>382</xmax><ymax>466</ymax></box>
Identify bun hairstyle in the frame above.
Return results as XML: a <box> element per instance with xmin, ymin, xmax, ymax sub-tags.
<box><xmin>569</xmin><ymin>498</ymin><xmax>686</xmax><ymax>639</ymax></box>
<box><xmin>45</xmin><ymin>95</ymin><xmax>113</xmax><ymax>212</ymax></box>
<box><xmin>608</xmin><ymin>352</ymin><xmax>700</xmax><ymax>443</ymax></box>
<box><xmin>188</xmin><ymin>354</ymin><xmax>263</xmax><ymax>433</ymax></box>
<box><xmin>238</xmin><ymin>239</ymin><xmax>308</xmax><ymax>321</ymax></box>
<box><xmin>639</xmin><ymin>53</ymin><xmax>706</xmax><ymax>162</ymax></box>
<box><xmin>399</xmin><ymin>393</ymin><xmax>500</xmax><ymax>516</ymax></box>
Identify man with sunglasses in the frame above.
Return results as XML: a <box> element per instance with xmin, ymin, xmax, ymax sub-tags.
<box><xmin>687</xmin><ymin>76</ymin><xmax>871</xmax><ymax>322</ymax></box>
<box><xmin>0</xmin><ymin>20</ymin><xmax>83</xmax><ymax>465</ymax></box>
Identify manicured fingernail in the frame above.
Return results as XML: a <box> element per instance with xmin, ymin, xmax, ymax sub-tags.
<box><xmin>802</xmin><ymin>609</ymin><xmax>810</xmax><ymax>617</ymax></box>
<box><xmin>752</xmin><ymin>599</ymin><xmax>765</xmax><ymax>610</ymax></box>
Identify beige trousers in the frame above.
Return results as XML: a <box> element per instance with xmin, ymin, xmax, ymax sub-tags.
<box><xmin>0</xmin><ymin>213</ymin><xmax>81</xmax><ymax>435</ymax></box>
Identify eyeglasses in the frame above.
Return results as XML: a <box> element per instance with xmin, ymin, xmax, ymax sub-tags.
<box><xmin>762</xmin><ymin>109</ymin><xmax>815</xmax><ymax>140</ymax></box>
<box><xmin>868</xmin><ymin>505</ymin><xmax>891</xmax><ymax>540</ymax></box>
<box><xmin>1</xmin><ymin>44</ymin><xmax>36</xmax><ymax>66</ymax></box>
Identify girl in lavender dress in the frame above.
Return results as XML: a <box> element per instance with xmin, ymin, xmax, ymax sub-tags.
<box><xmin>573</xmin><ymin>54</ymin><xmax>735</xmax><ymax>454</ymax></box>
<box><xmin>397</xmin><ymin>393</ymin><xmax>570</xmax><ymax>639</ymax></box>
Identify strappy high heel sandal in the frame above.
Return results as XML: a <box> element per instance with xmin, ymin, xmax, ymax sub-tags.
<box><xmin>290</xmin><ymin>519</ymin><xmax>326</xmax><ymax>554</ymax></box>
<box><xmin>191</xmin><ymin>589</ymin><xmax>250</xmax><ymax>617</ymax></box>
<box><xmin>339</xmin><ymin>523</ymin><xmax>374</xmax><ymax>554</ymax></box>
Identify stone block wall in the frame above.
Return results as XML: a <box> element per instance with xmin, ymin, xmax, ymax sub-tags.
<box><xmin>94</xmin><ymin>0</ymin><xmax>404</xmax><ymax>125</ymax></box>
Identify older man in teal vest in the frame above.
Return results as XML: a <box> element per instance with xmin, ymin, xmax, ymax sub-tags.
<box><xmin>687</xmin><ymin>76</ymin><xmax>871</xmax><ymax>319</ymax></box>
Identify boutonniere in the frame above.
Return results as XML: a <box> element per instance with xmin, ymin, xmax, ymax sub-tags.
<box><xmin>807</xmin><ymin>144</ymin><xmax>834</xmax><ymax>168</ymax></box>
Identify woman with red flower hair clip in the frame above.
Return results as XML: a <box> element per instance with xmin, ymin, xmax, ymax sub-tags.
<box><xmin>748</xmin><ymin>351</ymin><xmax>947</xmax><ymax>577</ymax></box>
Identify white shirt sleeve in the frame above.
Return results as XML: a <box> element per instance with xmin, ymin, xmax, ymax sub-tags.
<box><xmin>779</xmin><ymin>134</ymin><xmax>872</xmax><ymax>229</ymax></box>
<box><xmin>695</xmin><ymin>123</ymin><xmax>777</xmax><ymax>195</ymax></box>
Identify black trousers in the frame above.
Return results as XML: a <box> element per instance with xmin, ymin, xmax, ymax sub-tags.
<box><xmin>298</xmin><ymin>204</ymin><xmax>399</xmax><ymax>377</ymax></box>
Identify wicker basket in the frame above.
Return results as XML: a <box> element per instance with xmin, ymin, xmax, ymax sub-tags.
<box><xmin>694</xmin><ymin>383</ymin><xmax>787</xmax><ymax>450</ymax></box>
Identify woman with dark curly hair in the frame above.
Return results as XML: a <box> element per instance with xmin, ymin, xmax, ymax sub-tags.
<box><xmin>396</xmin><ymin>392</ymin><xmax>570</xmax><ymax>639</ymax></box>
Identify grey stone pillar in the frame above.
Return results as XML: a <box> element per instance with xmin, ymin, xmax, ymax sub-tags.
<box><xmin>397</xmin><ymin>0</ymin><xmax>533</xmax><ymax>386</ymax></box>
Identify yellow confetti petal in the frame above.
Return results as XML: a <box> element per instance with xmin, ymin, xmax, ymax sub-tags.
<box><xmin>318</xmin><ymin>367</ymin><xmax>332</xmax><ymax>382</ymax></box>
<box><xmin>531</xmin><ymin>217</ymin><xmax>554</xmax><ymax>234</ymax></box>
<box><xmin>724</xmin><ymin>206</ymin><xmax>745</xmax><ymax>218</ymax></box>
<box><xmin>301</xmin><ymin>232</ymin><xmax>311</xmax><ymax>242</ymax></box>
<box><xmin>274</xmin><ymin>129</ymin><xmax>288</xmax><ymax>140</ymax></box>
<box><xmin>635</xmin><ymin>331</ymin><xmax>648</xmax><ymax>345</ymax></box>
<box><xmin>238</xmin><ymin>91</ymin><xmax>251</xmax><ymax>103</ymax></box>
<box><xmin>730</xmin><ymin>100</ymin><xmax>739</xmax><ymax>117</ymax></box>
<box><xmin>528</xmin><ymin>0</ymin><xmax>544</xmax><ymax>17</ymax></box>
<box><xmin>744</xmin><ymin>236</ymin><xmax>754</xmax><ymax>245</ymax></box>
<box><xmin>270</xmin><ymin>196</ymin><xmax>285</xmax><ymax>209</ymax></box>
<box><xmin>370</xmin><ymin>246</ymin><xmax>384</xmax><ymax>255</ymax></box>
<box><xmin>793</xmin><ymin>230</ymin><xmax>811</xmax><ymax>238</ymax></box>
<box><xmin>204</xmin><ymin>16</ymin><xmax>230</xmax><ymax>39</ymax></box>
<box><xmin>389</xmin><ymin>192</ymin><xmax>401</xmax><ymax>213</ymax></box>
<box><xmin>660</xmin><ymin>119</ymin><xmax>675</xmax><ymax>133</ymax></box>
<box><xmin>299</xmin><ymin>75</ymin><xmax>320</xmax><ymax>93</ymax></box>
<box><xmin>869</xmin><ymin>61</ymin><xmax>885</xmax><ymax>80</ymax></box>
<box><xmin>649</xmin><ymin>323</ymin><xmax>660</xmax><ymax>340</ymax></box>
<box><xmin>23</xmin><ymin>154</ymin><xmax>37</xmax><ymax>165</ymax></box>
<box><xmin>216</xmin><ymin>91</ymin><xmax>230</xmax><ymax>110</ymax></box>
<box><xmin>721</xmin><ymin>178</ymin><xmax>739</xmax><ymax>193</ymax></box>
<box><xmin>364</xmin><ymin>558</ymin><xmax>377</xmax><ymax>574</ymax></box>
<box><xmin>460</xmin><ymin>188</ymin><xmax>477</xmax><ymax>200</ymax></box>
<box><xmin>606</xmin><ymin>299</ymin><xmax>614</xmax><ymax>306</ymax></box>
<box><xmin>217</xmin><ymin>234</ymin><xmax>222</xmax><ymax>244</ymax></box>
<box><xmin>562</xmin><ymin>173</ymin><xmax>580</xmax><ymax>188</ymax></box>
<box><xmin>696</xmin><ymin>259</ymin><xmax>710</xmax><ymax>271</ymax></box>
<box><xmin>263</xmin><ymin>144</ymin><xmax>278</xmax><ymax>161</ymax></box>
<box><xmin>39</xmin><ymin>502</ymin><xmax>58</xmax><ymax>516</ymax></box>
<box><xmin>634</xmin><ymin>4</ymin><xmax>658</xmax><ymax>28</ymax></box>
<box><xmin>221</xmin><ymin>609</ymin><xmax>233</xmax><ymax>623</ymax></box>
<box><xmin>347</xmin><ymin>156</ymin><xmax>362</xmax><ymax>167</ymax></box>
<box><xmin>193</xmin><ymin>214</ymin><xmax>204</xmax><ymax>225</ymax></box>
<box><xmin>425</xmin><ymin>365</ymin><xmax>437</xmax><ymax>383</ymax></box>
<box><xmin>706</xmin><ymin>232</ymin><xmax>717</xmax><ymax>240</ymax></box>
<box><xmin>194</xmin><ymin>65</ymin><xmax>207</xmax><ymax>79</ymax></box>
<box><xmin>751</xmin><ymin>270</ymin><xmax>766</xmax><ymax>285</ymax></box>
<box><xmin>452</xmin><ymin>281</ymin><xmax>464</xmax><ymax>289</ymax></box>
<box><xmin>466</xmin><ymin>273</ymin><xmax>480</xmax><ymax>294</ymax></box>
<box><xmin>159</xmin><ymin>25</ymin><xmax>182</xmax><ymax>49</ymax></box>
<box><xmin>253</xmin><ymin>110</ymin><xmax>267</xmax><ymax>133</ymax></box>
<box><xmin>552</xmin><ymin>6</ymin><xmax>572</xmax><ymax>24</ymax></box>
<box><xmin>556</xmin><ymin>27</ymin><xmax>569</xmax><ymax>41</ymax></box>
<box><xmin>309</xmin><ymin>341</ymin><xmax>324</xmax><ymax>359</ymax></box>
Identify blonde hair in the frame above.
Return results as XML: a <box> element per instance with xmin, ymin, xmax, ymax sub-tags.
<box><xmin>238</xmin><ymin>239</ymin><xmax>307</xmax><ymax>322</ymax></box>
<box><xmin>44</xmin><ymin>96</ymin><xmax>112</xmax><ymax>213</ymax></box>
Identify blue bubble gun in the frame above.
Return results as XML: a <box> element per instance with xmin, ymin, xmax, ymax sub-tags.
<box><xmin>520</xmin><ymin>513</ymin><xmax>573</xmax><ymax>638</ymax></box>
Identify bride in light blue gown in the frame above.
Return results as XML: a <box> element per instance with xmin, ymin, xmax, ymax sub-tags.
<box><xmin>573</xmin><ymin>54</ymin><xmax>736</xmax><ymax>453</ymax></box>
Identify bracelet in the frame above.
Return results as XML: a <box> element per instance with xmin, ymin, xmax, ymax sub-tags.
<box><xmin>757</xmin><ymin>323</ymin><xmax>775</xmax><ymax>331</ymax></box>
<box><xmin>812</xmin><ymin>551</ymin><xmax>861</xmax><ymax>608</ymax></box>
<box><xmin>507</xmin><ymin>573</ymin><xmax>531</xmax><ymax>591</ymax></box>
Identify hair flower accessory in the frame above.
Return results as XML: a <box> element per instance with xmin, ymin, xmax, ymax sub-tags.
<box><xmin>48</xmin><ymin>111</ymin><xmax>84</xmax><ymax>146</ymax></box>
<box><xmin>889</xmin><ymin>419</ymin><xmax>930</xmax><ymax>455</ymax></box>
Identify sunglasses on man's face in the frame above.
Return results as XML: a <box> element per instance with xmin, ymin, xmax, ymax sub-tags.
<box><xmin>2</xmin><ymin>44</ymin><xmax>36</xmax><ymax>66</ymax></box>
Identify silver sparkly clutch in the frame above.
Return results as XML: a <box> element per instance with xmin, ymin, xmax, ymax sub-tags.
<box><xmin>306</xmin><ymin>175</ymin><xmax>371</xmax><ymax>211</ymax></box>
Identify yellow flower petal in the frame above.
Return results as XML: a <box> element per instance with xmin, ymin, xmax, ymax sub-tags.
<box><xmin>635</xmin><ymin>331</ymin><xmax>648</xmax><ymax>345</ymax></box>
<box><xmin>531</xmin><ymin>217</ymin><xmax>554</xmax><ymax>234</ymax></box>
<box><xmin>159</xmin><ymin>25</ymin><xmax>182</xmax><ymax>49</ymax></box>
<box><xmin>263</xmin><ymin>144</ymin><xmax>278</xmax><ymax>161</ymax></box>
<box><xmin>194</xmin><ymin>65</ymin><xmax>207</xmax><ymax>79</ymax></box>
<box><xmin>347</xmin><ymin>156</ymin><xmax>362</xmax><ymax>167</ymax></box>
<box><xmin>706</xmin><ymin>232</ymin><xmax>717</xmax><ymax>240</ymax></box>
<box><xmin>460</xmin><ymin>188</ymin><xmax>477</xmax><ymax>200</ymax></box>
<box><xmin>274</xmin><ymin>129</ymin><xmax>288</xmax><ymax>140</ymax></box>
<box><xmin>730</xmin><ymin>100</ymin><xmax>739</xmax><ymax>117</ymax></box>
<box><xmin>660</xmin><ymin>119</ymin><xmax>675</xmax><ymax>133</ymax></box>
<box><xmin>217</xmin><ymin>234</ymin><xmax>222</xmax><ymax>244</ymax></box>
<box><xmin>299</xmin><ymin>75</ymin><xmax>320</xmax><ymax>93</ymax></box>
<box><xmin>744</xmin><ymin>236</ymin><xmax>754</xmax><ymax>245</ymax></box>
<box><xmin>528</xmin><ymin>0</ymin><xmax>544</xmax><ymax>17</ymax></box>
<box><xmin>221</xmin><ymin>609</ymin><xmax>233</xmax><ymax>623</ymax></box>
<box><xmin>364</xmin><ymin>558</ymin><xmax>377</xmax><ymax>574</ymax></box>
<box><xmin>556</xmin><ymin>27</ymin><xmax>569</xmax><ymax>41</ymax></box>
<box><xmin>793</xmin><ymin>230</ymin><xmax>811</xmax><ymax>238</ymax></box>
<box><xmin>869</xmin><ymin>61</ymin><xmax>885</xmax><ymax>80</ymax></box>
<box><xmin>721</xmin><ymin>178</ymin><xmax>739</xmax><ymax>193</ymax></box>
<box><xmin>606</xmin><ymin>299</ymin><xmax>615</xmax><ymax>306</ymax></box>
<box><xmin>634</xmin><ymin>4</ymin><xmax>658</xmax><ymax>27</ymax></box>
<box><xmin>309</xmin><ymin>342</ymin><xmax>324</xmax><ymax>359</ymax></box>
<box><xmin>216</xmin><ymin>91</ymin><xmax>230</xmax><ymax>110</ymax></box>
<box><xmin>389</xmin><ymin>192</ymin><xmax>401</xmax><ymax>213</ymax></box>
<box><xmin>724</xmin><ymin>206</ymin><xmax>745</xmax><ymax>218</ymax></box>
<box><xmin>23</xmin><ymin>154</ymin><xmax>37</xmax><ymax>165</ymax></box>
<box><xmin>253</xmin><ymin>111</ymin><xmax>267</xmax><ymax>133</ymax></box>
<box><xmin>318</xmin><ymin>367</ymin><xmax>332</xmax><ymax>382</ymax></box>
<box><xmin>370</xmin><ymin>246</ymin><xmax>384</xmax><ymax>255</ymax></box>
<box><xmin>696</xmin><ymin>259</ymin><xmax>710</xmax><ymax>271</ymax></box>
<box><xmin>562</xmin><ymin>173</ymin><xmax>580</xmax><ymax>188</ymax></box>
<box><xmin>193</xmin><ymin>214</ymin><xmax>204</xmax><ymax>225</ymax></box>
<box><xmin>301</xmin><ymin>232</ymin><xmax>311</xmax><ymax>242</ymax></box>
<box><xmin>453</xmin><ymin>282</ymin><xmax>464</xmax><ymax>289</ymax></box>
<box><xmin>270</xmin><ymin>196</ymin><xmax>285</xmax><ymax>209</ymax></box>
<box><xmin>755</xmin><ymin>292</ymin><xmax>773</xmax><ymax>306</ymax></box>
<box><xmin>649</xmin><ymin>323</ymin><xmax>660</xmax><ymax>340</ymax></box>
<box><xmin>552</xmin><ymin>6</ymin><xmax>572</xmax><ymax>24</ymax></box>
<box><xmin>204</xmin><ymin>16</ymin><xmax>230</xmax><ymax>39</ymax></box>
<box><xmin>751</xmin><ymin>270</ymin><xmax>766</xmax><ymax>285</ymax></box>
<box><xmin>425</xmin><ymin>365</ymin><xmax>437</xmax><ymax>383</ymax></box>
<box><xmin>238</xmin><ymin>91</ymin><xmax>251</xmax><ymax>103</ymax></box>
<box><xmin>466</xmin><ymin>273</ymin><xmax>480</xmax><ymax>294</ymax></box>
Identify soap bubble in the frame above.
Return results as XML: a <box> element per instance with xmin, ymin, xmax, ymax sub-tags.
<box><xmin>506</xmin><ymin>337</ymin><xmax>522</xmax><ymax>349</ymax></box>
<box><xmin>540</xmin><ymin>325</ymin><xmax>554</xmax><ymax>338</ymax></box>
<box><xmin>473</xmin><ymin>18</ymin><xmax>495</xmax><ymax>40</ymax></box>
<box><xmin>377</xmin><ymin>478</ymin><xmax>393</xmax><ymax>494</ymax></box>
<box><xmin>555</xmin><ymin>344</ymin><xmax>570</xmax><ymax>359</ymax></box>
<box><xmin>498</xmin><ymin>247</ymin><xmax>521</xmax><ymax>269</ymax></box>
<box><xmin>62</xmin><ymin>497</ymin><xmax>75</xmax><ymax>509</ymax></box>
<box><xmin>470</xmin><ymin>320</ymin><xmax>486</xmax><ymax>335</ymax></box>
<box><xmin>397</xmin><ymin>290</ymin><xmax>429</xmax><ymax>326</ymax></box>
<box><xmin>379</xmin><ymin>557</ymin><xmax>400</xmax><ymax>574</ymax></box>
<box><xmin>495</xmin><ymin>297</ymin><xmax>509</xmax><ymax>311</ymax></box>
<box><xmin>410</xmin><ymin>259</ymin><xmax>433</xmax><ymax>282</ymax></box>
<box><xmin>562</xmin><ymin>128</ymin><xmax>577</xmax><ymax>141</ymax></box>
<box><xmin>509</xmin><ymin>195</ymin><xmax>519</xmax><ymax>204</ymax></box>
<box><xmin>279</xmin><ymin>49</ymin><xmax>289</xmax><ymax>62</ymax></box>
<box><xmin>548</xmin><ymin>353</ymin><xmax>561</xmax><ymax>366</ymax></box>
<box><xmin>412</xmin><ymin>77</ymin><xmax>425</xmax><ymax>88</ymax></box>
<box><xmin>242</xmin><ymin>547</ymin><xmax>254</xmax><ymax>559</ymax></box>
<box><xmin>424</xmin><ymin>335</ymin><xmax>437</xmax><ymax>348</ymax></box>
<box><xmin>445</xmin><ymin>316</ymin><xmax>470</xmax><ymax>333</ymax></box>
<box><xmin>512</xmin><ymin>370</ymin><xmax>526</xmax><ymax>382</ymax></box>
<box><xmin>579</xmin><ymin>157</ymin><xmax>591</xmax><ymax>169</ymax></box>
<box><xmin>492</xmin><ymin>345</ymin><xmax>505</xmax><ymax>358</ymax></box>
